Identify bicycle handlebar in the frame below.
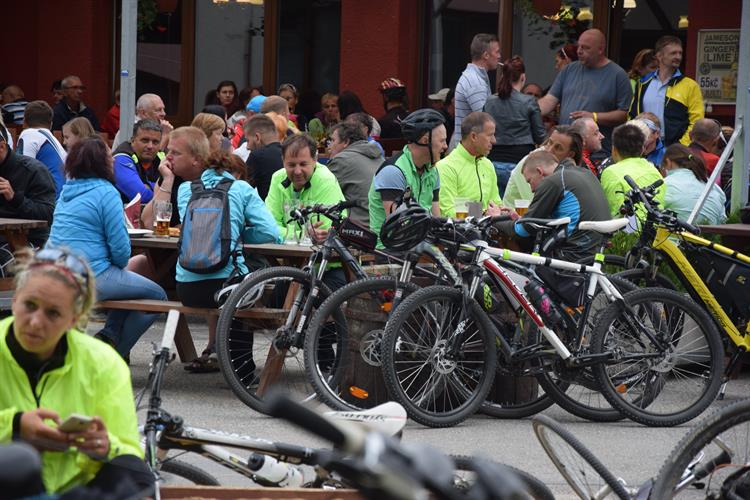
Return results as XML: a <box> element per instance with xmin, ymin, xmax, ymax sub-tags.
<box><xmin>621</xmin><ymin>176</ymin><xmax>700</xmax><ymax>235</ymax></box>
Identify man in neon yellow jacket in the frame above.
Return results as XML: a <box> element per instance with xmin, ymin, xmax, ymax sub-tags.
<box><xmin>600</xmin><ymin>122</ymin><xmax>665</xmax><ymax>221</ymax></box>
<box><xmin>437</xmin><ymin>111</ymin><xmax>501</xmax><ymax>217</ymax></box>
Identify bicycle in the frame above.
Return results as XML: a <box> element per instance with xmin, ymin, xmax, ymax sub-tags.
<box><xmin>614</xmin><ymin>175</ymin><xmax>750</xmax><ymax>401</ymax></box>
<box><xmin>141</xmin><ymin>311</ymin><xmax>554</xmax><ymax>499</ymax></box>
<box><xmin>215</xmin><ymin>200</ymin><xmax>459</xmax><ymax>414</ymax></box>
<box><xmin>652</xmin><ymin>398</ymin><xmax>750</xmax><ymax>499</ymax></box>
<box><xmin>380</xmin><ymin>211</ymin><xmax>724</xmax><ymax>427</ymax></box>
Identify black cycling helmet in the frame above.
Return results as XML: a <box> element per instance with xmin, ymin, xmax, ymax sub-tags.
<box><xmin>400</xmin><ymin>108</ymin><xmax>446</xmax><ymax>143</ymax></box>
<box><xmin>401</xmin><ymin>108</ymin><xmax>446</xmax><ymax>167</ymax></box>
<box><xmin>380</xmin><ymin>204</ymin><xmax>432</xmax><ymax>252</ymax></box>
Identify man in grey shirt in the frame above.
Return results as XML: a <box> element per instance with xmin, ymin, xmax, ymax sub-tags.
<box><xmin>538</xmin><ymin>29</ymin><xmax>631</xmax><ymax>160</ymax></box>
<box><xmin>450</xmin><ymin>33</ymin><xmax>501</xmax><ymax>151</ymax></box>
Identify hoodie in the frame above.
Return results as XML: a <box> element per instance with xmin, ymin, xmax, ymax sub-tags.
<box><xmin>326</xmin><ymin>140</ymin><xmax>383</xmax><ymax>226</ymax></box>
<box><xmin>48</xmin><ymin>178</ymin><xmax>130</xmax><ymax>275</ymax></box>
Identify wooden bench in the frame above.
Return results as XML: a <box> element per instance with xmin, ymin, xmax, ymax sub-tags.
<box><xmin>95</xmin><ymin>299</ymin><xmax>289</xmax><ymax>362</ymax></box>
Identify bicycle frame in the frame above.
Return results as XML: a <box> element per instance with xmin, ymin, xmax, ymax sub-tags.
<box><xmin>476</xmin><ymin>243</ymin><xmax>625</xmax><ymax>362</ymax></box>
<box><xmin>649</xmin><ymin>227</ymin><xmax>750</xmax><ymax>347</ymax></box>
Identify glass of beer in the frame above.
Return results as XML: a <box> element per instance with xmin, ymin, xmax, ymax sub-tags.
<box><xmin>514</xmin><ymin>199</ymin><xmax>530</xmax><ymax>217</ymax></box>
<box><xmin>455</xmin><ymin>198</ymin><xmax>470</xmax><ymax>219</ymax></box>
<box><xmin>154</xmin><ymin>201</ymin><xmax>172</xmax><ymax>237</ymax></box>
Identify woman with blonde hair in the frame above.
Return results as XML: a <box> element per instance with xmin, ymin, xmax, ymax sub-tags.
<box><xmin>191</xmin><ymin>112</ymin><xmax>227</xmax><ymax>155</ymax></box>
<box><xmin>628</xmin><ymin>49</ymin><xmax>658</xmax><ymax>91</ymax></box>
<box><xmin>0</xmin><ymin>247</ymin><xmax>151</xmax><ymax>494</ymax></box>
<box><xmin>61</xmin><ymin>117</ymin><xmax>97</xmax><ymax>150</ymax></box>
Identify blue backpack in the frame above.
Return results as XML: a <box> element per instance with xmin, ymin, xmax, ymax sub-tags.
<box><xmin>178</xmin><ymin>178</ymin><xmax>237</xmax><ymax>274</ymax></box>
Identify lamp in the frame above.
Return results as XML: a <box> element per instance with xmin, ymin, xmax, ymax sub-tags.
<box><xmin>577</xmin><ymin>7</ymin><xmax>593</xmax><ymax>21</ymax></box>
<box><xmin>678</xmin><ymin>15</ymin><xmax>689</xmax><ymax>29</ymax></box>
<box><xmin>237</xmin><ymin>0</ymin><xmax>264</xmax><ymax>4</ymax></box>
<box><xmin>623</xmin><ymin>0</ymin><xmax>636</xmax><ymax>8</ymax></box>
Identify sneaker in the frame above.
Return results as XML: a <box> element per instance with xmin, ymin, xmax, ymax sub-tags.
<box><xmin>94</xmin><ymin>332</ymin><xmax>116</xmax><ymax>348</ymax></box>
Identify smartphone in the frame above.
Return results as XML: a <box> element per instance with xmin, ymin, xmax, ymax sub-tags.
<box><xmin>58</xmin><ymin>414</ymin><xmax>93</xmax><ymax>433</ymax></box>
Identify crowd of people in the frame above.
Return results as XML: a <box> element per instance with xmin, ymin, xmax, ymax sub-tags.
<box><xmin>0</xmin><ymin>26</ymin><xmax>739</xmax><ymax>497</ymax></box>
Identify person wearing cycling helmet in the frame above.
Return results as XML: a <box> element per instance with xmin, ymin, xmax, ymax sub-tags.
<box><xmin>368</xmin><ymin>108</ymin><xmax>447</xmax><ymax>247</ymax></box>
<box><xmin>377</xmin><ymin>77</ymin><xmax>409</xmax><ymax>139</ymax></box>
<box><xmin>0</xmin><ymin>248</ymin><xmax>150</xmax><ymax>496</ymax></box>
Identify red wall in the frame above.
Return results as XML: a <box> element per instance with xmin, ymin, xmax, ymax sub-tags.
<box><xmin>687</xmin><ymin>0</ymin><xmax>742</xmax><ymax>122</ymax></box>
<box><xmin>339</xmin><ymin>0</ymin><xmax>422</xmax><ymax>119</ymax></box>
<box><xmin>2</xmin><ymin>0</ymin><xmax>114</xmax><ymax>121</ymax></box>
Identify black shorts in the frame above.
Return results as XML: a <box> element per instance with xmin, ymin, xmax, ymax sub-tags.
<box><xmin>177</xmin><ymin>279</ymin><xmax>226</xmax><ymax>308</ymax></box>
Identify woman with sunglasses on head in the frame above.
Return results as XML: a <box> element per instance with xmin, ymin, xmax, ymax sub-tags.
<box><xmin>47</xmin><ymin>137</ymin><xmax>167</xmax><ymax>360</ymax></box>
<box><xmin>0</xmin><ymin>248</ymin><xmax>151</xmax><ymax>496</ymax></box>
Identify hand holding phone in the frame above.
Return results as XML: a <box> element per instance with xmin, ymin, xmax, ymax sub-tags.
<box><xmin>58</xmin><ymin>414</ymin><xmax>93</xmax><ymax>433</ymax></box>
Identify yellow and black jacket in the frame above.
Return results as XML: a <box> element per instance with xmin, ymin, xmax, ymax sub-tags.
<box><xmin>629</xmin><ymin>70</ymin><xmax>704</xmax><ymax>146</ymax></box>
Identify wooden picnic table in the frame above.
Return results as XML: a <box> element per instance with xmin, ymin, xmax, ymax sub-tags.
<box><xmin>0</xmin><ymin>218</ymin><xmax>48</xmax><ymax>290</ymax></box>
<box><xmin>129</xmin><ymin>236</ymin><xmax>315</xmax><ymax>286</ymax></box>
<box><xmin>699</xmin><ymin>223</ymin><xmax>750</xmax><ymax>253</ymax></box>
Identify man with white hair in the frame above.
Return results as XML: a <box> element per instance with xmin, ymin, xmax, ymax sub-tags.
<box><xmin>112</xmin><ymin>93</ymin><xmax>173</xmax><ymax>150</ymax></box>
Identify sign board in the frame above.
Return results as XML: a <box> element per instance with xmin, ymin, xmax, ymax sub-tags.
<box><xmin>696</xmin><ymin>29</ymin><xmax>740</xmax><ymax>105</ymax></box>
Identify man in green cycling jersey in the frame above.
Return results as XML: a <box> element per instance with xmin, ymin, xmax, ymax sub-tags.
<box><xmin>436</xmin><ymin>111</ymin><xmax>501</xmax><ymax>218</ymax></box>
<box><xmin>368</xmin><ymin>109</ymin><xmax>447</xmax><ymax>247</ymax></box>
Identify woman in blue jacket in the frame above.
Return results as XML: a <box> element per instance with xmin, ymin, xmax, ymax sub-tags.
<box><xmin>48</xmin><ymin>137</ymin><xmax>166</xmax><ymax>359</ymax></box>
<box><xmin>175</xmin><ymin>147</ymin><xmax>281</xmax><ymax>372</ymax></box>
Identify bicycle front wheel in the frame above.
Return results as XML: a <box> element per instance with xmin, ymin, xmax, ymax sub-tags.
<box><xmin>532</xmin><ymin>414</ymin><xmax>629</xmax><ymax>500</ymax></box>
<box><xmin>305</xmin><ymin>276</ymin><xmax>419</xmax><ymax>411</ymax></box>
<box><xmin>381</xmin><ymin>285</ymin><xmax>497</xmax><ymax>428</ymax></box>
<box><xmin>159</xmin><ymin>459</ymin><xmax>220</xmax><ymax>485</ymax></box>
<box><xmin>652</xmin><ymin>398</ymin><xmax>750</xmax><ymax>498</ymax></box>
<box><xmin>216</xmin><ymin>266</ymin><xmax>341</xmax><ymax>413</ymax></box>
<box><xmin>591</xmin><ymin>287</ymin><xmax>723</xmax><ymax>427</ymax></box>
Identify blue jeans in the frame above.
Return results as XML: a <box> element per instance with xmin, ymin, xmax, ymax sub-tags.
<box><xmin>492</xmin><ymin>161</ymin><xmax>516</xmax><ymax>199</ymax></box>
<box><xmin>96</xmin><ymin>265</ymin><xmax>167</xmax><ymax>356</ymax></box>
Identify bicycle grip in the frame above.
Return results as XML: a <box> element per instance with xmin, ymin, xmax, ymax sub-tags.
<box><xmin>676</xmin><ymin>218</ymin><xmax>700</xmax><ymax>235</ymax></box>
<box><xmin>624</xmin><ymin>175</ymin><xmax>640</xmax><ymax>190</ymax></box>
<box><xmin>336</xmin><ymin>200</ymin><xmax>358</xmax><ymax>210</ymax></box>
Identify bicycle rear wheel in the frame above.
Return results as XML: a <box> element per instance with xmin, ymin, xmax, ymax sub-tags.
<box><xmin>652</xmin><ymin>399</ymin><xmax>750</xmax><ymax>498</ymax></box>
<box><xmin>532</xmin><ymin>414</ymin><xmax>629</xmax><ymax>500</ymax></box>
<box><xmin>591</xmin><ymin>287</ymin><xmax>723</xmax><ymax>427</ymax></box>
<box><xmin>215</xmin><ymin>266</ymin><xmax>342</xmax><ymax>413</ymax></box>
<box><xmin>305</xmin><ymin>276</ymin><xmax>419</xmax><ymax>411</ymax></box>
<box><xmin>381</xmin><ymin>285</ymin><xmax>497</xmax><ymax>428</ymax></box>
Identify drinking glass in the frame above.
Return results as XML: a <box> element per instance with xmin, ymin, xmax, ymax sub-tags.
<box><xmin>154</xmin><ymin>201</ymin><xmax>172</xmax><ymax>237</ymax></box>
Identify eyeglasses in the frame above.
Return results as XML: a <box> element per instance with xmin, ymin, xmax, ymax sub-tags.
<box><xmin>32</xmin><ymin>248</ymin><xmax>90</xmax><ymax>294</ymax></box>
<box><xmin>63</xmin><ymin>85</ymin><xmax>86</xmax><ymax>91</ymax></box>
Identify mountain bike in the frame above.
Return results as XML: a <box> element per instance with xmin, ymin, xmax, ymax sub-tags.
<box><xmin>615</xmin><ymin>176</ymin><xmax>750</xmax><ymax>401</ymax></box>
<box><xmin>380</xmin><ymin>214</ymin><xmax>723</xmax><ymax>427</ymax></box>
<box><xmin>215</xmin><ymin>201</ymin><xmax>459</xmax><ymax>414</ymax></box>
<box><xmin>141</xmin><ymin>311</ymin><xmax>554</xmax><ymax>499</ymax></box>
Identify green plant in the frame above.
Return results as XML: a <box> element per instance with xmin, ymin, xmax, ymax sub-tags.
<box><xmin>138</xmin><ymin>0</ymin><xmax>158</xmax><ymax>37</ymax></box>
<box><xmin>516</xmin><ymin>0</ymin><xmax>591</xmax><ymax>50</ymax></box>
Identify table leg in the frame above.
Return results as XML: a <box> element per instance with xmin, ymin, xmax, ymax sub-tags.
<box><xmin>3</xmin><ymin>230</ymin><xmax>29</xmax><ymax>252</ymax></box>
<box><xmin>256</xmin><ymin>282</ymin><xmax>301</xmax><ymax>397</ymax></box>
<box><xmin>174</xmin><ymin>314</ymin><xmax>198</xmax><ymax>362</ymax></box>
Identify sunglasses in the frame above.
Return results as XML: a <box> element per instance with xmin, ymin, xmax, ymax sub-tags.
<box><xmin>32</xmin><ymin>248</ymin><xmax>90</xmax><ymax>294</ymax></box>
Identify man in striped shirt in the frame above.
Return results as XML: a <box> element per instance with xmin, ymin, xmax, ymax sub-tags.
<box><xmin>450</xmin><ymin>33</ymin><xmax>501</xmax><ymax>151</ymax></box>
<box><xmin>1</xmin><ymin>85</ymin><xmax>28</xmax><ymax>125</ymax></box>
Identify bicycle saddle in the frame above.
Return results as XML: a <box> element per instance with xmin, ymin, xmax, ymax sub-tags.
<box><xmin>518</xmin><ymin>217</ymin><xmax>571</xmax><ymax>231</ymax></box>
<box><xmin>578</xmin><ymin>218</ymin><xmax>629</xmax><ymax>235</ymax></box>
<box><xmin>325</xmin><ymin>401</ymin><xmax>407</xmax><ymax>438</ymax></box>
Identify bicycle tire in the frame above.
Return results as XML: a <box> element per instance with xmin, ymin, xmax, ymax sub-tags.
<box><xmin>591</xmin><ymin>287</ymin><xmax>723</xmax><ymax>427</ymax></box>
<box><xmin>215</xmin><ymin>266</ymin><xmax>342</xmax><ymax>413</ymax></box>
<box><xmin>159</xmin><ymin>459</ymin><xmax>220</xmax><ymax>485</ymax></box>
<box><xmin>450</xmin><ymin>454</ymin><xmax>555</xmax><ymax>500</ymax></box>
<box><xmin>536</xmin><ymin>275</ymin><xmax>639</xmax><ymax>423</ymax></box>
<box><xmin>305</xmin><ymin>276</ymin><xmax>419</xmax><ymax>411</ymax></box>
<box><xmin>652</xmin><ymin>398</ymin><xmax>750</xmax><ymax>498</ymax></box>
<box><xmin>532</xmin><ymin>414</ymin><xmax>629</xmax><ymax>500</ymax></box>
<box><xmin>381</xmin><ymin>285</ymin><xmax>497</xmax><ymax>428</ymax></box>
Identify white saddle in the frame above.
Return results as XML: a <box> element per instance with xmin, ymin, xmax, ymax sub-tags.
<box><xmin>325</xmin><ymin>401</ymin><xmax>407</xmax><ymax>437</ymax></box>
<box><xmin>578</xmin><ymin>218</ymin><xmax>630</xmax><ymax>234</ymax></box>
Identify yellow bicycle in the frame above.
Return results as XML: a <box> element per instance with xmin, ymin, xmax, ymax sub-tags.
<box><xmin>617</xmin><ymin>176</ymin><xmax>750</xmax><ymax>398</ymax></box>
